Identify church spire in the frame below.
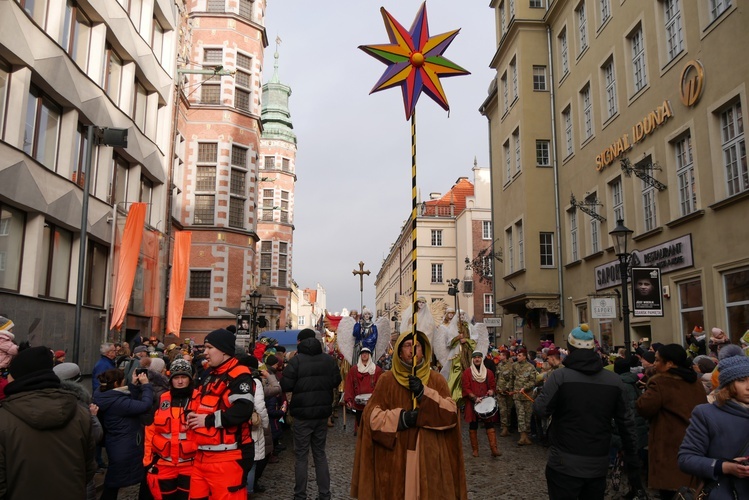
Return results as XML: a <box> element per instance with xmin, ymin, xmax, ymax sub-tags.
<box><xmin>262</xmin><ymin>35</ymin><xmax>296</xmax><ymax>144</ymax></box>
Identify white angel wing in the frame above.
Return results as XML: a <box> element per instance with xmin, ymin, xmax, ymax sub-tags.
<box><xmin>337</xmin><ymin>316</ymin><xmax>356</xmax><ymax>365</ymax></box>
<box><xmin>433</xmin><ymin>324</ymin><xmax>452</xmax><ymax>369</ymax></box>
<box><xmin>374</xmin><ymin>316</ymin><xmax>391</xmax><ymax>362</ymax></box>
<box><xmin>474</xmin><ymin>323</ymin><xmax>489</xmax><ymax>357</ymax></box>
<box><xmin>399</xmin><ymin>303</ymin><xmax>413</xmax><ymax>335</ymax></box>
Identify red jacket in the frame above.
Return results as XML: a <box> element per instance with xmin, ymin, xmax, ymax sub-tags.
<box><xmin>189</xmin><ymin>357</ymin><xmax>254</xmax><ymax>460</ymax></box>
<box><xmin>344</xmin><ymin>364</ymin><xmax>383</xmax><ymax>411</ymax></box>
<box><xmin>461</xmin><ymin>368</ymin><xmax>497</xmax><ymax>423</ymax></box>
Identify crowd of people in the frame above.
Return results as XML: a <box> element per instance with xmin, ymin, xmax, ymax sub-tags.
<box><xmin>2</xmin><ymin>309</ymin><xmax>749</xmax><ymax>500</ymax></box>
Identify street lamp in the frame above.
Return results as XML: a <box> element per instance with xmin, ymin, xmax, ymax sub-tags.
<box><xmin>609</xmin><ymin>219</ymin><xmax>634</xmax><ymax>359</ymax></box>
<box><xmin>448</xmin><ymin>278</ymin><xmax>461</xmax><ymax>316</ymax></box>
<box><xmin>247</xmin><ymin>290</ymin><xmax>262</xmax><ymax>345</ymax></box>
<box><xmin>462</xmin><ymin>257</ymin><xmax>473</xmax><ymax>298</ymax></box>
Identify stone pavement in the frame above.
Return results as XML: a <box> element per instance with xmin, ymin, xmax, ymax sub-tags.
<box><xmin>116</xmin><ymin>408</ymin><xmax>650</xmax><ymax>499</ymax></box>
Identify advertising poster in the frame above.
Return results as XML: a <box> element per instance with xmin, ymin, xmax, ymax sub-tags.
<box><xmin>236</xmin><ymin>313</ymin><xmax>251</xmax><ymax>335</ymax></box>
<box><xmin>632</xmin><ymin>267</ymin><xmax>663</xmax><ymax>317</ymax></box>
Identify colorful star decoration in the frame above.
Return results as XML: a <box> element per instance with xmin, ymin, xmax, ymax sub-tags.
<box><xmin>359</xmin><ymin>2</ymin><xmax>470</xmax><ymax>120</ymax></box>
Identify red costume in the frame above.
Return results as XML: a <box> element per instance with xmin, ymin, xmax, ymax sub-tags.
<box><xmin>344</xmin><ymin>363</ymin><xmax>383</xmax><ymax>411</ymax></box>
<box><xmin>461</xmin><ymin>368</ymin><xmax>498</xmax><ymax>423</ymax></box>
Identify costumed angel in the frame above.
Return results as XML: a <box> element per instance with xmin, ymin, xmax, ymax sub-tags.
<box><xmin>434</xmin><ymin>309</ymin><xmax>488</xmax><ymax>405</ymax></box>
<box><xmin>397</xmin><ymin>295</ymin><xmax>444</xmax><ymax>347</ymax></box>
<box><xmin>337</xmin><ymin>310</ymin><xmax>391</xmax><ymax>367</ymax></box>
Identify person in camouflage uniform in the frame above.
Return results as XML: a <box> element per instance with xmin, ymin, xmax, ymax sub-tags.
<box><xmin>512</xmin><ymin>348</ymin><xmax>539</xmax><ymax>446</ymax></box>
<box><xmin>495</xmin><ymin>350</ymin><xmax>514</xmax><ymax>437</ymax></box>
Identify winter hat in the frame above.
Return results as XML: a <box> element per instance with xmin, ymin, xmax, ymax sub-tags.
<box><xmin>297</xmin><ymin>328</ymin><xmax>316</xmax><ymax>341</ymax></box>
<box><xmin>8</xmin><ymin>346</ymin><xmax>54</xmax><ymax>380</ymax></box>
<box><xmin>53</xmin><ymin>362</ymin><xmax>81</xmax><ymax>381</ymax></box>
<box><xmin>640</xmin><ymin>351</ymin><xmax>656</xmax><ymax>364</ymax></box>
<box><xmin>204</xmin><ymin>328</ymin><xmax>236</xmax><ymax>356</ymax></box>
<box><xmin>719</xmin><ymin>344</ymin><xmax>744</xmax><ymax>361</ymax></box>
<box><xmin>657</xmin><ymin>344</ymin><xmax>689</xmax><ymax>368</ymax></box>
<box><xmin>265</xmin><ymin>355</ymin><xmax>279</xmax><ymax>367</ymax></box>
<box><xmin>169</xmin><ymin>358</ymin><xmax>193</xmax><ymax>380</ymax></box>
<box><xmin>360</xmin><ymin>347</ymin><xmax>372</xmax><ymax>355</ymax></box>
<box><xmin>133</xmin><ymin>345</ymin><xmax>148</xmax><ymax>355</ymax></box>
<box><xmin>471</xmin><ymin>350</ymin><xmax>484</xmax><ymax>358</ymax></box>
<box><xmin>568</xmin><ymin>324</ymin><xmax>595</xmax><ymax>350</ymax></box>
<box><xmin>718</xmin><ymin>355</ymin><xmax>749</xmax><ymax>388</ymax></box>
<box><xmin>149</xmin><ymin>357</ymin><xmax>166</xmax><ymax>374</ymax></box>
<box><xmin>547</xmin><ymin>348</ymin><xmax>561</xmax><ymax>357</ymax></box>
<box><xmin>692</xmin><ymin>355</ymin><xmax>716</xmax><ymax>374</ymax></box>
<box><xmin>0</xmin><ymin>316</ymin><xmax>13</xmax><ymax>331</ymax></box>
<box><xmin>54</xmin><ymin>350</ymin><xmax>66</xmax><ymax>359</ymax></box>
<box><xmin>712</xmin><ymin>327</ymin><xmax>726</xmax><ymax>338</ymax></box>
<box><xmin>693</xmin><ymin>326</ymin><xmax>704</xmax><ymax>334</ymax></box>
<box><xmin>614</xmin><ymin>357</ymin><xmax>630</xmax><ymax>375</ymax></box>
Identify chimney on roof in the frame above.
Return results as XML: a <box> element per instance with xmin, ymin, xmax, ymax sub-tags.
<box><xmin>429</xmin><ymin>192</ymin><xmax>441</xmax><ymax>200</ymax></box>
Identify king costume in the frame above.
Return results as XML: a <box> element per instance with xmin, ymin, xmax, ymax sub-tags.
<box><xmin>350</xmin><ymin>330</ymin><xmax>467</xmax><ymax>500</ymax></box>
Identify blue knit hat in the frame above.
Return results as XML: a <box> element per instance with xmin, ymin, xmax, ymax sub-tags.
<box><xmin>718</xmin><ymin>355</ymin><xmax>749</xmax><ymax>388</ymax></box>
<box><xmin>568</xmin><ymin>324</ymin><xmax>595</xmax><ymax>349</ymax></box>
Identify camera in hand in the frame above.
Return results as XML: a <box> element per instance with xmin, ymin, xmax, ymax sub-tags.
<box><xmin>135</xmin><ymin>368</ymin><xmax>149</xmax><ymax>376</ymax></box>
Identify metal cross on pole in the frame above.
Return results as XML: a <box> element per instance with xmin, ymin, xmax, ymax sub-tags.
<box><xmin>352</xmin><ymin>261</ymin><xmax>371</xmax><ymax>317</ymax></box>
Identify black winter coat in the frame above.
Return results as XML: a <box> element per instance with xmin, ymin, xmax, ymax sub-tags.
<box><xmin>281</xmin><ymin>338</ymin><xmax>341</xmax><ymax>420</ymax></box>
<box><xmin>93</xmin><ymin>383</ymin><xmax>153</xmax><ymax>488</ymax></box>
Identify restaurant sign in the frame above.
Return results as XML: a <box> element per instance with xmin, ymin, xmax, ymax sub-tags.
<box><xmin>594</xmin><ymin>234</ymin><xmax>693</xmax><ymax>291</ymax></box>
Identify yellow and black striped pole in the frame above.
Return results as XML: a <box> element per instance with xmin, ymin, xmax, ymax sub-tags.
<box><xmin>410</xmin><ymin>111</ymin><xmax>419</xmax><ymax>408</ymax></box>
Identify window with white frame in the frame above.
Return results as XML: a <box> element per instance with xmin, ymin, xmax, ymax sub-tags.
<box><xmin>510</xmin><ymin>57</ymin><xmax>518</xmax><ymax>102</ymax></box>
<box><xmin>540</xmin><ymin>232</ymin><xmax>554</xmax><ymax>267</ymax></box>
<box><xmin>720</xmin><ymin>101</ymin><xmax>747</xmax><ymax>196</ymax></box>
<box><xmin>282</xmin><ymin>158</ymin><xmax>291</xmax><ymax>172</ymax></box>
<box><xmin>18</xmin><ymin>0</ymin><xmax>48</xmax><ymax>27</ymax></box>
<box><xmin>725</xmin><ymin>268</ymin><xmax>749</xmax><ymax>343</ymax></box>
<box><xmin>62</xmin><ymin>0</ymin><xmax>91</xmax><ymax>71</ymax></box>
<box><xmin>563</xmin><ymin>106</ymin><xmax>573</xmax><ymax>157</ymax></box>
<box><xmin>151</xmin><ymin>18</ymin><xmax>164</xmax><ymax>64</ymax></box>
<box><xmin>431</xmin><ymin>263</ymin><xmax>443</xmax><ymax>284</ymax></box>
<box><xmin>501</xmin><ymin>72</ymin><xmax>508</xmax><ymax>114</ymax></box>
<box><xmin>506</xmin><ymin>227</ymin><xmax>514</xmax><ymax>273</ymax></box>
<box><xmin>263</xmin><ymin>156</ymin><xmax>275</xmax><ymax>169</ymax></box>
<box><xmin>678</xmin><ymin>279</ymin><xmax>703</xmax><ymax>339</ymax></box>
<box><xmin>603</xmin><ymin>58</ymin><xmax>617</xmax><ymax>118</ymax></box>
<box><xmin>238</xmin><ymin>0</ymin><xmax>253</xmax><ymax>21</ymax></box>
<box><xmin>610</xmin><ymin>177</ymin><xmax>624</xmax><ymax>222</ymax></box>
<box><xmin>513</xmin><ymin>128</ymin><xmax>521</xmax><ymax>173</ymax></box>
<box><xmin>24</xmin><ymin>85</ymin><xmax>61</xmax><ymax>172</ymax></box>
<box><xmin>235</xmin><ymin>53</ymin><xmax>252</xmax><ymax>112</ymax></box>
<box><xmin>504</xmin><ymin>140</ymin><xmax>511</xmax><ymax>182</ymax></box>
<box><xmin>201</xmin><ymin>49</ymin><xmax>223</xmax><ymax>105</ymax></box>
<box><xmin>431</xmin><ymin>229</ymin><xmax>443</xmax><ymax>246</ymax></box>
<box><xmin>262</xmin><ymin>188</ymin><xmax>274</xmax><ymax>221</ymax></box>
<box><xmin>195</xmin><ymin>143</ymin><xmax>217</xmax><ymax>225</ymax></box>
<box><xmin>484</xmin><ymin>294</ymin><xmax>495</xmax><ymax>314</ymax></box>
<box><xmin>280</xmin><ymin>191</ymin><xmax>290</xmax><ymax>223</ymax></box>
<box><xmin>278</xmin><ymin>242</ymin><xmax>288</xmax><ymax>287</ymax></box>
<box><xmin>630</xmin><ymin>26</ymin><xmax>648</xmax><ymax>93</ymax></box>
<box><xmin>536</xmin><ymin>140</ymin><xmax>550</xmax><ymax>167</ymax></box>
<box><xmin>533</xmin><ymin>66</ymin><xmax>547</xmax><ymax>91</ymax></box>
<box><xmin>675</xmin><ymin>133</ymin><xmax>697</xmax><ymax>215</ymax></box>
<box><xmin>599</xmin><ymin>0</ymin><xmax>611</xmax><ymax>25</ymax></box>
<box><xmin>483</xmin><ymin>221</ymin><xmax>492</xmax><ymax>240</ymax></box>
<box><xmin>581</xmin><ymin>83</ymin><xmax>593</xmax><ymax>139</ymax></box>
<box><xmin>517</xmin><ymin>220</ymin><xmax>524</xmax><ymax>269</ymax></box>
<box><xmin>206</xmin><ymin>0</ymin><xmax>224</xmax><ymax>13</ymax></box>
<box><xmin>709</xmin><ymin>0</ymin><xmax>731</xmax><ymax>22</ymax></box>
<box><xmin>569</xmin><ymin>209</ymin><xmax>579</xmax><ymax>261</ymax></box>
<box><xmin>586</xmin><ymin>193</ymin><xmax>600</xmax><ymax>253</ymax></box>
<box><xmin>639</xmin><ymin>157</ymin><xmax>657</xmax><ymax>231</ymax></box>
<box><xmin>664</xmin><ymin>0</ymin><xmax>684</xmax><ymax>61</ymax></box>
<box><xmin>112</xmin><ymin>155</ymin><xmax>129</xmax><ymax>206</ymax></box>
<box><xmin>576</xmin><ymin>2</ymin><xmax>588</xmax><ymax>54</ymax></box>
<box><xmin>229</xmin><ymin>145</ymin><xmax>247</xmax><ymax>229</ymax></box>
<box><xmin>190</xmin><ymin>270</ymin><xmax>211</xmax><ymax>298</ymax></box>
<box><xmin>559</xmin><ymin>28</ymin><xmax>569</xmax><ymax>76</ymax></box>
<box><xmin>298</xmin><ymin>316</ymin><xmax>305</xmax><ymax>326</ymax></box>
<box><xmin>72</xmin><ymin>122</ymin><xmax>88</xmax><ymax>187</ymax></box>
<box><xmin>133</xmin><ymin>79</ymin><xmax>148</xmax><ymax>131</ymax></box>
<box><xmin>260</xmin><ymin>241</ymin><xmax>272</xmax><ymax>285</ymax></box>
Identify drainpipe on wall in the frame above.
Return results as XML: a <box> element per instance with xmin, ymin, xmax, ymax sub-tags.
<box><xmin>547</xmin><ymin>26</ymin><xmax>565</xmax><ymax>327</ymax></box>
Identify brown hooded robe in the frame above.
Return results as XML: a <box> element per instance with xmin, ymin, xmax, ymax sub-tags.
<box><xmin>350</xmin><ymin>330</ymin><xmax>467</xmax><ymax>499</ymax></box>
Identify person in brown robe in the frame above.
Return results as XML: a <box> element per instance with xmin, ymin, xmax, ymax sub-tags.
<box><xmin>351</xmin><ymin>329</ymin><xmax>467</xmax><ymax>500</ymax></box>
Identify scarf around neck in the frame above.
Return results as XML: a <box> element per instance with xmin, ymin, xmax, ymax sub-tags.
<box><xmin>357</xmin><ymin>357</ymin><xmax>376</xmax><ymax>375</ymax></box>
<box><xmin>470</xmin><ymin>362</ymin><xmax>487</xmax><ymax>384</ymax></box>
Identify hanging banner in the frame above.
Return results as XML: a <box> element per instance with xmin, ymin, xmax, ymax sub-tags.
<box><xmin>109</xmin><ymin>203</ymin><xmax>147</xmax><ymax>331</ymax></box>
<box><xmin>632</xmin><ymin>267</ymin><xmax>663</xmax><ymax>317</ymax></box>
<box><xmin>166</xmin><ymin>231</ymin><xmax>192</xmax><ymax>336</ymax></box>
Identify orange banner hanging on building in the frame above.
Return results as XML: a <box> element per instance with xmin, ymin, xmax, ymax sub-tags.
<box><xmin>166</xmin><ymin>231</ymin><xmax>192</xmax><ymax>336</ymax></box>
<box><xmin>109</xmin><ymin>203</ymin><xmax>147</xmax><ymax>332</ymax></box>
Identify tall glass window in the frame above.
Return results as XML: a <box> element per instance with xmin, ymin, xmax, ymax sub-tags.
<box><xmin>721</xmin><ymin>102</ymin><xmax>747</xmax><ymax>196</ymax></box>
<box><xmin>675</xmin><ymin>133</ymin><xmax>697</xmax><ymax>215</ymax></box>
<box><xmin>0</xmin><ymin>204</ymin><xmax>26</xmax><ymax>292</ymax></box>
<box><xmin>38</xmin><ymin>222</ymin><xmax>73</xmax><ymax>300</ymax></box>
<box><xmin>724</xmin><ymin>268</ymin><xmax>749</xmax><ymax>343</ymax></box>
<box><xmin>678</xmin><ymin>279</ymin><xmax>703</xmax><ymax>340</ymax></box>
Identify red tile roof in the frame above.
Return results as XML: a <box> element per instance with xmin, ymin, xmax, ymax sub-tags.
<box><xmin>422</xmin><ymin>177</ymin><xmax>474</xmax><ymax>216</ymax></box>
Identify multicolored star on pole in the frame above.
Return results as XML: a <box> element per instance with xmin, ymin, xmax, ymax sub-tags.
<box><xmin>359</xmin><ymin>2</ymin><xmax>470</xmax><ymax>120</ymax></box>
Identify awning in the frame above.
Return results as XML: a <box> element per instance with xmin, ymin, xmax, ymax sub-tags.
<box><xmin>497</xmin><ymin>292</ymin><xmax>560</xmax><ymax>316</ymax></box>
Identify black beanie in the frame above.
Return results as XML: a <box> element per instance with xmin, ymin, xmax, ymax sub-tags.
<box><xmin>9</xmin><ymin>346</ymin><xmax>54</xmax><ymax>380</ymax></box>
<box><xmin>297</xmin><ymin>328</ymin><xmax>316</xmax><ymax>341</ymax></box>
<box><xmin>204</xmin><ymin>329</ymin><xmax>236</xmax><ymax>356</ymax></box>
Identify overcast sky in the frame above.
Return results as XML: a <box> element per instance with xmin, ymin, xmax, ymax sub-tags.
<box><xmin>263</xmin><ymin>1</ymin><xmax>496</xmax><ymax>314</ymax></box>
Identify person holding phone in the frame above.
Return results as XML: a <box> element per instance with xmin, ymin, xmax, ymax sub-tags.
<box><xmin>93</xmin><ymin>368</ymin><xmax>154</xmax><ymax>500</ymax></box>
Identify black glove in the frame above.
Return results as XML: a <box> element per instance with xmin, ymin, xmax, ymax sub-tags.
<box><xmin>408</xmin><ymin>375</ymin><xmax>424</xmax><ymax>401</ymax></box>
<box><xmin>398</xmin><ymin>410</ymin><xmax>419</xmax><ymax>430</ymax></box>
